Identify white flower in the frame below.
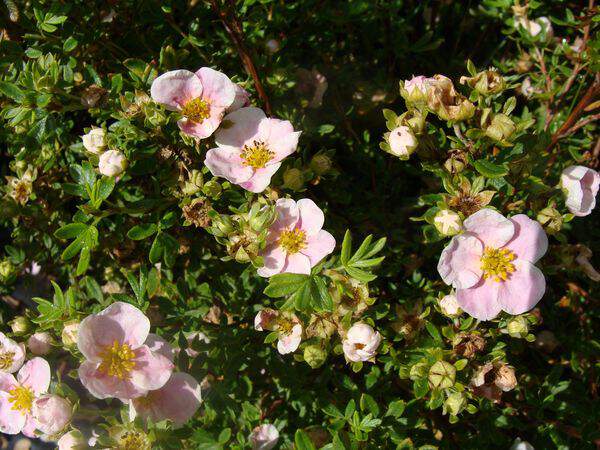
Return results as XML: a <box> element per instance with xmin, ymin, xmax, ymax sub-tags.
<box><xmin>98</xmin><ymin>150</ymin><xmax>127</xmax><ymax>177</ymax></box>
<box><xmin>516</xmin><ymin>16</ymin><xmax>553</xmax><ymax>40</ymax></box>
<box><xmin>388</xmin><ymin>126</ymin><xmax>417</xmax><ymax>158</ymax></box>
<box><xmin>560</xmin><ymin>165</ymin><xmax>600</xmax><ymax>216</ymax></box>
<box><xmin>250</xmin><ymin>424</ymin><xmax>279</xmax><ymax>450</ymax></box>
<box><xmin>439</xmin><ymin>293</ymin><xmax>461</xmax><ymax>317</ymax></box>
<box><xmin>510</xmin><ymin>438</ymin><xmax>535</xmax><ymax>450</ymax></box>
<box><xmin>342</xmin><ymin>323</ymin><xmax>381</xmax><ymax>363</ymax></box>
<box><xmin>81</xmin><ymin>128</ymin><xmax>106</xmax><ymax>154</ymax></box>
<box><xmin>254</xmin><ymin>310</ymin><xmax>303</xmax><ymax>355</ymax></box>
<box><xmin>433</xmin><ymin>209</ymin><xmax>462</xmax><ymax>236</ymax></box>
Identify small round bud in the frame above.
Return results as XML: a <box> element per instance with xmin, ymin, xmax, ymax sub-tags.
<box><xmin>439</xmin><ymin>293</ymin><xmax>462</xmax><ymax>317</ymax></box>
<box><xmin>282</xmin><ymin>168</ymin><xmax>304</xmax><ymax>191</ymax></box>
<box><xmin>444</xmin><ymin>392</ymin><xmax>467</xmax><ymax>416</ymax></box>
<box><xmin>98</xmin><ymin>150</ymin><xmax>127</xmax><ymax>177</ymax></box>
<box><xmin>303</xmin><ymin>344</ymin><xmax>327</xmax><ymax>369</ymax></box>
<box><xmin>310</xmin><ymin>154</ymin><xmax>332</xmax><ymax>175</ymax></box>
<box><xmin>61</xmin><ymin>321</ymin><xmax>80</xmax><ymax>347</ymax></box>
<box><xmin>27</xmin><ymin>332</ymin><xmax>53</xmax><ymax>355</ymax></box>
<box><xmin>433</xmin><ymin>209</ymin><xmax>462</xmax><ymax>236</ymax></box>
<box><xmin>202</xmin><ymin>179</ymin><xmax>222</xmax><ymax>198</ymax></box>
<box><xmin>506</xmin><ymin>316</ymin><xmax>529</xmax><ymax>338</ymax></box>
<box><xmin>485</xmin><ymin>113</ymin><xmax>516</xmax><ymax>143</ymax></box>
<box><xmin>400</xmin><ymin>75</ymin><xmax>433</xmax><ymax>105</ymax></box>
<box><xmin>10</xmin><ymin>316</ymin><xmax>31</xmax><ymax>335</ymax></box>
<box><xmin>81</xmin><ymin>127</ymin><xmax>107</xmax><ymax>154</ymax></box>
<box><xmin>428</xmin><ymin>360</ymin><xmax>456</xmax><ymax>389</ymax></box>
<box><xmin>388</xmin><ymin>126</ymin><xmax>417</xmax><ymax>159</ymax></box>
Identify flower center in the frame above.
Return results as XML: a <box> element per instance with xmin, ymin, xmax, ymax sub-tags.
<box><xmin>8</xmin><ymin>385</ymin><xmax>34</xmax><ymax>413</ymax></box>
<box><xmin>278</xmin><ymin>228</ymin><xmax>306</xmax><ymax>254</ymax></box>
<box><xmin>277</xmin><ymin>318</ymin><xmax>296</xmax><ymax>335</ymax></box>
<box><xmin>241</xmin><ymin>141</ymin><xmax>275</xmax><ymax>169</ymax></box>
<box><xmin>98</xmin><ymin>340</ymin><xmax>136</xmax><ymax>380</ymax></box>
<box><xmin>0</xmin><ymin>351</ymin><xmax>15</xmax><ymax>370</ymax></box>
<box><xmin>118</xmin><ymin>431</ymin><xmax>150</xmax><ymax>450</ymax></box>
<box><xmin>481</xmin><ymin>247</ymin><xmax>516</xmax><ymax>282</ymax></box>
<box><xmin>181</xmin><ymin>97</ymin><xmax>210</xmax><ymax>123</ymax></box>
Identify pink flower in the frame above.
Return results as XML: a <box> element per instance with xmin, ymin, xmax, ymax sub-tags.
<box><xmin>57</xmin><ymin>430</ymin><xmax>87</xmax><ymax>450</ymax></box>
<box><xmin>130</xmin><ymin>372</ymin><xmax>201</xmax><ymax>426</ymax></box>
<box><xmin>0</xmin><ymin>332</ymin><xmax>26</xmax><ymax>373</ymax></box>
<box><xmin>438</xmin><ymin>209</ymin><xmax>548</xmax><ymax>320</ymax></box>
<box><xmin>77</xmin><ymin>302</ymin><xmax>173</xmax><ymax>400</ymax></box>
<box><xmin>204</xmin><ymin>107</ymin><xmax>301</xmax><ymax>193</ymax></box>
<box><xmin>560</xmin><ymin>165</ymin><xmax>600</xmax><ymax>217</ymax></box>
<box><xmin>31</xmin><ymin>394</ymin><xmax>72</xmax><ymax>436</ymax></box>
<box><xmin>342</xmin><ymin>323</ymin><xmax>381</xmax><ymax>363</ymax></box>
<box><xmin>257</xmin><ymin>198</ymin><xmax>335</xmax><ymax>277</ymax></box>
<box><xmin>250</xmin><ymin>424</ymin><xmax>279</xmax><ymax>450</ymax></box>
<box><xmin>0</xmin><ymin>357</ymin><xmax>50</xmax><ymax>436</ymax></box>
<box><xmin>27</xmin><ymin>332</ymin><xmax>53</xmax><ymax>356</ymax></box>
<box><xmin>150</xmin><ymin>68</ymin><xmax>237</xmax><ymax>139</ymax></box>
<box><xmin>254</xmin><ymin>309</ymin><xmax>303</xmax><ymax>355</ymax></box>
<box><xmin>228</xmin><ymin>84</ymin><xmax>251</xmax><ymax>112</ymax></box>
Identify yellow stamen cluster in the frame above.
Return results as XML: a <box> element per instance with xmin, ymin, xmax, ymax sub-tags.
<box><xmin>98</xmin><ymin>340</ymin><xmax>136</xmax><ymax>380</ymax></box>
<box><xmin>481</xmin><ymin>247</ymin><xmax>516</xmax><ymax>282</ymax></box>
<box><xmin>181</xmin><ymin>97</ymin><xmax>210</xmax><ymax>123</ymax></box>
<box><xmin>240</xmin><ymin>140</ymin><xmax>275</xmax><ymax>169</ymax></box>
<box><xmin>8</xmin><ymin>385</ymin><xmax>34</xmax><ymax>413</ymax></box>
<box><xmin>118</xmin><ymin>431</ymin><xmax>151</xmax><ymax>450</ymax></box>
<box><xmin>278</xmin><ymin>228</ymin><xmax>307</xmax><ymax>254</ymax></box>
<box><xmin>0</xmin><ymin>351</ymin><xmax>15</xmax><ymax>370</ymax></box>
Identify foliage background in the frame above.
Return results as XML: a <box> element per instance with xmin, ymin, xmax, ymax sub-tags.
<box><xmin>0</xmin><ymin>0</ymin><xmax>599</xmax><ymax>448</ymax></box>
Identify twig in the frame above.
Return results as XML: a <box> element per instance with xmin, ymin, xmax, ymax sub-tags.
<box><xmin>558</xmin><ymin>113</ymin><xmax>600</xmax><ymax>138</ymax></box>
<box><xmin>208</xmin><ymin>0</ymin><xmax>272</xmax><ymax>115</ymax></box>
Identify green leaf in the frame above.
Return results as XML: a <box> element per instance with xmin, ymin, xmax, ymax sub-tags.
<box><xmin>385</xmin><ymin>400</ymin><xmax>406</xmax><ymax>418</ymax></box>
<box><xmin>311</xmin><ymin>276</ymin><xmax>333</xmax><ymax>312</ymax></box>
<box><xmin>264</xmin><ymin>273</ymin><xmax>310</xmax><ymax>298</ymax></box>
<box><xmin>340</xmin><ymin>230</ymin><xmax>352</xmax><ymax>265</ymax></box>
<box><xmin>149</xmin><ymin>234</ymin><xmax>164</xmax><ymax>263</ymax></box>
<box><xmin>54</xmin><ymin>223</ymin><xmax>87</xmax><ymax>239</ymax></box>
<box><xmin>127</xmin><ymin>223</ymin><xmax>157</xmax><ymax>240</ymax></box>
<box><xmin>76</xmin><ymin>246</ymin><xmax>91</xmax><ymax>275</ymax></box>
<box><xmin>63</xmin><ymin>36</ymin><xmax>78</xmax><ymax>52</ymax></box>
<box><xmin>0</xmin><ymin>81</ymin><xmax>24</xmax><ymax>102</ymax></box>
<box><xmin>294</xmin><ymin>430</ymin><xmax>316</xmax><ymax>450</ymax></box>
<box><xmin>472</xmin><ymin>159</ymin><xmax>508</xmax><ymax>178</ymax></box>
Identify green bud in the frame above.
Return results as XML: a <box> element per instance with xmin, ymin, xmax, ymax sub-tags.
<box><xmin>202</xmin><ymin>179</ymin><xmax>222</xmax><ymax>198</ymax></box>
<box><xmin>181</xmin><ymin>170</ymin><xmax>204</xmax><ymax>196</ymax></box>
<box><xmin>484</xmin><ymin>113</ymin><xmax>516</xmax><ymax>144</ymax></box>
<box><xmin>506</xmin><ymin>316</ymin><xmax>529</xmax><ymax>338</ymax></box>
<box><xmin>310</xmin><ymin>154</ymin><xmax>332</xmax><ymax>175</ymax></box>
<box><xmin>444</xmin><ymin>392</ymin><xmax>467</xmax><ymax>416</ymax></box>
<box><xmin>10</xmin><ymin>316</ymin><xmax>30</xmax><ymax>335</ymax></box>
<box><xmin>433</xmin><ymin>209</ymin><xmax>462</xmax><ymax>236</ymax></box>
<box><xmin>460</xmin><ymin>70</ymin><xmax>505</xmax><ymax>96</ymax></box>
<box><xmin>428</xmin><ymin>360</ymin><xmax>456</xmax><ymax>389</ymax></box>
<box><xmin>0</xmin><ymin>260</ymin><xmax>15</xmax><ymax>282</ymax></box>
<box><xmin>283</xmin><ymin>168</ymin><xmax>304</xmax><ymax>191</ymax></box>
<box><xmin>303</xmin><ymin>344</ymin><xmax>327</xmax><ymax>369</ymax></box>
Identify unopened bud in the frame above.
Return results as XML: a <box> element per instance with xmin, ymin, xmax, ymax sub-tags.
<box><xmin>81</xmin><ymin>128</ymin><xmax>107</xmax><ymax>154</ymax></box>
<box><xmin>460</xmin><ymin>70</ymin><xmax>505</xmax><ymax>96</ymax></box>
<box><xmin>428</xmin><ymin>360</ymin><xmax>456</xmax><ymax>389</ymax></box>
<box><xmin>444</xmin><ymin>392</ymin><xmax>467</xmax><ymax>416</ymax></box>
<box><xmin>98</xmin><ymin>150</ymin><xmax>127</xmax><ymax>177</ymax></box>
<box><xmin>485</xmin><ymin>113</ymin><xmax>516</xmax><ymax>144</ymax></box>
<box><xmin>310</xmin><ymin>154</ymin><xmax>332</xmax><ymax>175</ymax></box>
<box><xmin>27</xmin><ymin>332</ymin><xmax>53</xmax><ymax>355</ymax></box>
<box><xmin>433</xmin><ymin>210</ymin><xmax>462</xmax><ymax>236</ymax></box>
<box><xmin>506</xmin><ymin>316</ymin><xmax>529</xmax><ymax>338</ymax></box>
<box><xmin>303</xmin><ymin>344</ymin><xmax>327</xmax><ymax>369</ymax></box>
<box><xmin>62</xmin><ymin>320</ymin><xmax>80</xmax><ymax>347</ymax></box>
<box><xmin>400</xmin><ymin>75</ymin><xmax>433</xmax><ymax>105</ymax></box>
<box><xmin>282</xmin><ymin>168</ymin><xmax>304</xmax><ymax>191</ymax></box>
<box><xmin>439</xmin><ymin>293</ymin><xmax>462</xmax><ymax>317</ymax></box>
<box><xmin>10</xmin><ymin>316</ymin><xmax>30</xmax><ymax>335</ymax></box>
<box><xmin>388</xmin><ymin>126</ymin><xmax>418</xmax><ymax>159</ymax></box>
<box><xmin>444</xmin><ymin>153</ymin><xmax>466</xmax><ymax>174</ymax></box>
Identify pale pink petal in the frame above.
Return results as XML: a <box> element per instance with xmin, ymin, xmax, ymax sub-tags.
<box><xmin>277</xmin><ymin>324</ymin><xmax>302</xmax><ymax>354</ymax></box>
<box><xmin>505</xmin><ymin>215</ymin><xmax>548</xmax><ymax>263</ymax></box>
<box><xmin>178</xmin><ymin>110</ymin><xmax>225</xmax><ymax>139</ymax></box>
<box><xmin>150</xmin><ymin>70</ymin><xmax>202</xmax><ymax>111</ymax></box>
<box><xmin>0</xmin><ymin>372</ymin><xmax>17</xmax><ymax>392</ymax></box>
<box><xmin>456</xmin><ymin>278</ymin><xmax>502</xmax><ymax>321</ymax></box>
<box><xmin>195</xmin><ymin>67</ymin><xmax>236</xmax><ymax>109</ymax></box>
<box><xmin>271</xmin><ymin>198</ymin><xmax>300</xmax><ymax>233</ymax></box>
<box><xmin>215</xmin><ymin>106</ymin><xmax>265</xmax><ymax>148</ymax></box>
<box><xmin>0</xmin><ymin>392</ymin><xmax>26</xmax><ymax>434</ymax></box>
<box><xmin>227</xmin><ymin>84</ymin><xmax>251</xmax><ymax>112</ymax></box>
<box><xmin>463</xmin><ymin>208</ymin><xmax>515</xmax><ymax>248</ymax></box>
<box><xmin>239</xmin><ymin>163</ymin><xmax>281</xmax><ymax>193</ymax></box>
<box><xmin>296</xmin><ymin>198</ymin><xmax>324</xmax><ymax>236</ymax></box>
<box><xmin>496</xmin><ymin>260</ymin><xmax>546</xmax><ymax>316</ymax></box>
<box><xmin>437</xmin><ymin>233</ymin><xmax>484</xmax><ymax>289</ymax></box>
<box><xmin>21</xmin><ymin>416</ymin><xmax>37</xmax><ymax>438</ymax></box>
<box><xmin>254</xmin><ymin>309</ymin><xmax>278</xmax><ymax>331</ymax></box>
<box><xmin>0</xmin><ymin>333</ymin><xmax>25</xmax><ymax>373</ymax></box>
<box><xmin>300</xmin><ymin>230</ymin><xmax>335</xmax><ymax>266</ymax></box>
<box><xmin>204</xmin><ymin>146</ymin><xmax>253</xmax><ymax>184</ymax></box>
<box><xmin>78</xmin><ymin>361</ymin><xmax>146</xmax><ymax>400</ymax></box>
<box><xmin>258</xmin><ymin>118</ymin><xmax>300</xmax><ymax>162</ymax></box>
<box><xmin>130</xmin><ymin>345</ymin><xmax>174</xmax><ymax>392</ymax></box>
<box><xmin>145</xmin><ymin>334</ymin><xmax>175</xmax><ymax>363</ymax></box>
<box><xmin>257</xmin><ymin>244</ymin><xmax>287</xmax><ymax>278</ymax></box>
<box><xmin>282</xmin><ymin>252</ymin><xmax>312</xmax><ymax>275</ymax></box>
<box><xmin>17</xmin><ymin>357</ymin><xmax>50</xmax><ymax>395</ymax></box>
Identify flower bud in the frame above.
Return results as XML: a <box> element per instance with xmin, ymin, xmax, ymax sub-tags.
<box><xmin>61</xmin><ymin>320</ymin><xmax>80</xmax><ymax>347</ymax></box>
<box><xmin>9</xmin><ymin>316</ymin><xmax>30</xmax><ymax>335</ymax></box>
<box><xmin>428</xmin><ymin>360</ymin><xmax>456</xmax><ymax>389</ymax></box>
<box><xmin>439</xmin><ymin>293</ymin><xmax>461</xmax><ymax>317</ymax></box>
<box><xmin>510</xmin><ymin>438</ymin><xmax>534</xmax><ymax>450</ymax></box>
<box><xmin>460</xmin><ymin>70</ymin><xmax>505</xmax><ymax>96</ymax></box>
<box><xmin>181</xmin><ymin>169</ymin><xmax>204</xmax><ymax>196</ymax></box>
<box><xmin>443</xmin><ymin>392</ymin><xmax>467</xmax><ymax>416</ymax></box>
<box><xmin>27</xmin><ymin>332</ymin><xmax>53</xmax><ymax>355</ymax></box>
<box><xmin>265</xmin><ymin>39</ymin><xmax>280</xmax><ymax>54</ymax></box>
<box><xmin>282</xmin><ymin>167</ymin><xmax>304</xmax><ymax>191</ymax></box>
<box><xmin>433</xmin><ymin>209</ymin><xmax>462</xmax><ymax>236</ymax></box>
<box><xmin>506</xmin><ymin>316</ymin><xmax>529</xmax><ymax>338</ymax></box>
<box><xmin>98</xmin><ymin>150</ymin><xmax>127</xmax><ymax>177</ymax></box>
<box><xmin>202</xmin><ymin>179</ymin><xmax>222</xmax><ymax>198</ymax></box>
<box><xmin>0</xmin><ymin>259</ymin><xmax>15</xmax><ymax>282</ymax></box>
<box><xmin>250</xmin><ymin>424</ymin><xmax>279</xmax><ymax>450</ymax></box>
<box><xmin>516</xmin><ymin>16</ymin><xmax>553</xmax><ymax>41</ymax></box>
<box><xmin>400</xmin><ymin>75</ymin><xmax>433</xmax><ymax>105</ymax></box>
<box><xmin>484</xmin><ymin>113</ymin><xmax>516</xmax><ymax>144</ymax></box>
<box><xmin>81</xmin><ymin>127</ymin><xmax>106</xmax><ymax>154</ymax></box>
<box><xmin>32</xmin><ymin>395</ymin><xmax>73</xmax><ymax>436</ymax></box>
<box><xmin>57</xmin><ymin>430</ymin><xmax>87</xmax><ymax>450</ymax></box>
<box><xmin>310</xmin><ymin>154</ymin><xmax>332</xmax><ymax>175</ymax></box>
<box><xmin>388</xmin><ymin>126</ymin><xmax>417</xmax><ymax>159</ymax></box>
<box><xmin>560</xmin><ymin>166</ymin><xmax>600</xmax><ymax>217</ymax></box>
<box><xmin>303</xmin><ymin>344</ymin><xmax>327</xmax><ymax>369</ymax></box>
<box><xmin>537</xmin><ymin>206</ymin><xmax>562</xmax><ymax>234</ymax></box>
<box><xmin>444</xmin><ymin>153</ymin><xmax>467</xmax><ymax>174</ymax></box>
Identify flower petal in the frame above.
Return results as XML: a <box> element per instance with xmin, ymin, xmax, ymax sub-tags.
<box><xmin>282</xmin><ymin>253</ymin><xmax>312</xmax><ymax>275</ymax></box>
<box><xmin>258</xmin><ymin>118</ymin><xmax>300</xmax><ymax>162</ymax></box>
<box><xmin>496</xmin><ymin>260</ymin><xmax>546</xmax><ymax>316</ymax></box>
<box><xmin>463</xmin><ymin>208</ymin><xmax>515</xmax><ymax>248</ymax></box>
<box><xmin>78</xmin><ymin>361</ymin><xmax>146</xmax><ymax>400</ymax></box>
<box><xmin>0</xmin><ymin>372</ymin><xmax>17</xmax><ymax>393</ymax></box>
<box><xmin>204</xmin><ymin>146</ymin><xmax>253</xmax><ymax>184</ymax></box>
<box><xmin>437</xmin><ymin>233</ymin><xmax>484</xmax><ymax>289</ymax></box>
<box><xmin>505</xmin><ymin>214</ymin><xmax>548</xmax><ymax>263</ymax></box>
<box><xmin>239</xmin><ymin>163</ymin><xmax>281</xmax><ymax>193</ymax></box>
<box><xmin>0</xmin><ymin>391</ymin><xmax>26</xmax><ymax>434</ymax></box>
<box><xmin>456</xmin><ymin>278</ymin><xmax>502</xmax><ymax>321</ymax></box>
<box><xmin>130</xmin><ymin>345</ymin><xmax>174</xmax><ymax>392</ymax></box>
<box><xmin>257</xmin><ymin>244</ymin><xmax>287</xmax><ymax>278</ymax></box>
<box><xmin>296</xmin><ymin>198</ymin><xmax>325</xmax><ymax>236</ymax></box>
<box><xmin>227</xmin><ymin>84</ymin><xmax>251</xmax><ymax>112</ymax></box>
<box><xmin>150</xmin><ymin>70</ymin><xmax>202</xmax><ymax>110</ymax></box>
<box><xmin>195</xmin><ymin>67</ymin><xmax>236</xmax><ymax>109</ymax></box>
<box><xmin>0</xmin><ymin>332</ymin><xmax>26</xmax><ymax>373</ymax></box>
<box><xmin>277</xmin><ymin>325</ymin><xmax>302</xmax><ymax>354</ymax></box>
<box><xmin>145</xmin><ymin>334</ymin><xmax>175</xmax><ymax>363</ymax></box>
<box><xmin>216</xmin><ymin>106</ymin><xmax>265</xmax><ymax>148</ymax></box>
<box><xmin>271</xmin><ymin>198</ymin><xmax>300</xmax><ymax>232</ymax></box>
<box><xmin>300</xmin><ymin>230</ymin><xmax>335</xmax><ymax>266</ymax></box>
<box><xmin>17</xmin><ymin>357</ymin><xmax>50</xmax><ymax>395</ymax></box>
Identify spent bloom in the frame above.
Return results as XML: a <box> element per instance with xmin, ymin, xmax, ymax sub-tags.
<box><xmin>0</xmin><ymin>332</ymin><xmax>26</xmax><ymax>373</ymax></box>
<box><xmin>98</xmin><ymin>150</ymin><xmax>127</xmax><ymax>177</ymax></box>
<box><xmin>254</xmin><ymin>309</ymin><xmax>303</xmax><ymax>354</ymax></box>
<box><xmin>257</xmin><ymin>198</ymin><xmax>335</xmax><ymax>277</ymax></box>
<box><xmin>342</xmin><ymin>322</ymin><xmax>382</xmax><ymax>363</ymax></box>
<box><xmin>150</xmin><ymin>67</ymin><xmax>237</xmax><ymax>139</ymax></box>
<box><xmin>0</xmin><ymin>357</ymin><xmax>50</xmax><ymax>436</ymax></box>
<box><xmin>438</xmin><ymin>208</ymin><xmax>548</xmax><ymax>320</ymax></box>
<box><xmin>81</xmin><ymin>127</ymin><xmax>106</xmax><ymax>154</ymax></box>
<box><xmin>204</xmin><ymin>106</ymin><xmax>301</xmax><ymax>193</ymax></box>
<box><xmin>388</xmin><ymin>126</ymin><xmax>417</xmax><ymax>158</ymax></box>
<box><xmin>250</xmin><ymin>423</ymin><xmax>279</xmax><ymax>450</ymax></box>
<box><xmin>31</xmin><ymin>394</ymin><xmax>72</xmax><ymax>436</ymax></box>
<box><xmin>560</xmin><ymin>165</ymin><xmax>599</xmax><ymax>217</ymax></box>
<box><xmin>77</xmin><ymin>302</ymin><xmax>173</xmax><ymax>400</ymax></box>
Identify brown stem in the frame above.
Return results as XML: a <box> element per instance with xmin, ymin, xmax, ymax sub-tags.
<box><xmin>208</xmin><ymin>0</ymin><xmax>272</xmax><ymax>115</ymax></box>
<box><xmin>558</xmin><ymin>113</ymin><xmax>600</xmax><ymax>138</ymax></box>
